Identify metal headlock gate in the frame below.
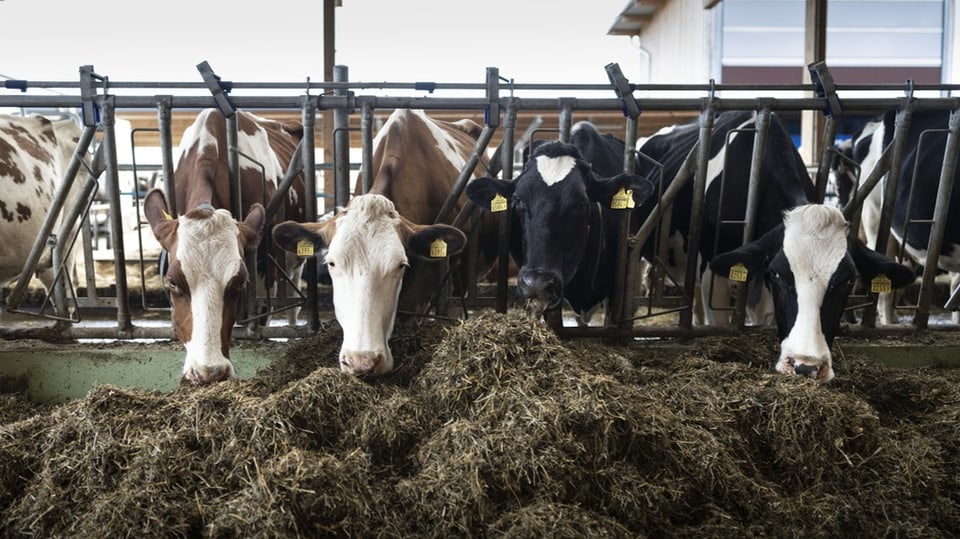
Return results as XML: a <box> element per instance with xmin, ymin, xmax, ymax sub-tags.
<box><xmin>2</xmin><ymin>61</ymin><xmax>958</xmax><ymax>342</ymax></box>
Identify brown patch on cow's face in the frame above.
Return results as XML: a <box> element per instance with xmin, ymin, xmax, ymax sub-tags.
<box><xmin>164</xmin><ymin>258</ymin><xmax>193</xmax><ymax>344</ymax></box>
<box><xmin>219</xmin><ymin>268</ymin><xmax>248</xmax><ymax>357</ymax></box>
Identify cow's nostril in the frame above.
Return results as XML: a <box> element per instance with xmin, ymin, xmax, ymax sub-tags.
<box><xmin>794</xmin><ymin>363</ymin><xmax>819</xmax><ymax>378</ymax></box>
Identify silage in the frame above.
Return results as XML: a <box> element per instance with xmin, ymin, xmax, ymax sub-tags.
<box><xmin>0</xmin><ymin>310</ymin><xmax>956</xmax><ymax>537</ymax></box>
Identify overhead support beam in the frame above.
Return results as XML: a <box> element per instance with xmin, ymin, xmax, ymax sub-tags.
<box><xmin>800</xmin><ymin>0</ymin><xmax>828</xmax><ymax>166</ymax></box>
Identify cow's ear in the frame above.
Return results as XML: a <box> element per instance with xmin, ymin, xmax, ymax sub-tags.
<box><xmin>272</xmin><ymin>221</ymin><xmax>330</xmax><ymax>256</ymax></box>
<box><xmin>586</xmin><ymin>172</ymin><xmax>656</xmax><ymax>208</ymax></box>
<box><xmin>709</xmin><ymin>225</ymin><xmax>785</xmax><ymax>279</ymax></box>
<box><xmin>848</xmin><ymin>237</ymin><xmax>916</xmax><ymax>289</ymax></box>
<box><xmin>406</xmin><ymin>224</ymin><xmax>467</xmax><ymax>261</ymax></box>
<box><xmin>466</xmin><ymin>177</ymin><xmax>515</xmax><ymax>212</ymax></box>
<box><xmin>239</xmin><ymin>203</ymin><xmax>265</xmax><ymax>251</ymax></box>
<box><xmin>143</xmin><ymin>189</ymin><xmax>179</xmax><ymax>252</ymax></box>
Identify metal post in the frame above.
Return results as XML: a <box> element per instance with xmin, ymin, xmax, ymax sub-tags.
<box><xmin>333</xmin><ymin>65</ymin><xmax>351</xmax><ymax>208</ymax></box>
<box><xmin>155</xmin><ymin>95</ymin><xmax>177</xmax><ymax>216</ymax></box>
<box><xmin>100</xmin><ymin>96</ymin><xmax>133</xmax><ymax>333</ymax></box>
<box><xmin>680</xmin><ymin>99</ymin><xmax>716</xmax><ymax>329</ymax></box>
<box><xmin>731</xmin><ymin>107</ymin><xmax>770</xmax><ymax>327</ymax></box>
<box><xmin>613</xmin><ymin>116</ymin><xmax>638</xmax><ymax>328</ymax></box>
<box><xmin>301</xmin><ymin>95</ymin><xmax>320</xmax><ymax>332</ymax></box>
<box><xmin>862</xmin><ymin>101</ymin><xmax>913</xmax><ymax>327</ymax></box>
<box><xmin>496</xmin><ymin>100</ymin><xmax>518</xmax><ymax>314</ymax></box>
<box><xmin>914</xmin><ymin>107</ymin><xmax>960</xmax><ymax>327</ymax></box>
<box><xmin>360</xmin><ymin>100</ymin><xmax>374</xmax><ymax>194</ymax></box>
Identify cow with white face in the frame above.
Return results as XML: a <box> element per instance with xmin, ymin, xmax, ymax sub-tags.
<box><xmin>144</xmin><ymin>191</ymin><xmax>264</xmax><ymax>384</ymax></box>
<box><xmin>143</xmin><ymin>108</ymin><xmax>303</xmax><ymax>385</ymax></box>
<box><xmin>1</xmin><ymin>114</ymin><xmax>83</xmax><ymax>294</ymax></box>
<box><xmin>710</xmin><ymin>205</ymin><xmax>914</xmax><ymax>382</ymax></box>
<box><xmin>272</xmin><ymin>194</ymin><xmax>466</xmax><ymax>376</ymax></box>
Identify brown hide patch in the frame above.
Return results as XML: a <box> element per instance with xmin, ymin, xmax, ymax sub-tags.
<box><xmin>15</xmin><ymin>203</ymin><xmax>31</xmax><ymax>223</ymax></box>
<box><xmin>0</xmin><ymin>138</ymin><xmax>28</xmax><ymax>185</ymax></box>
<box><xmin>0</xmin><ymin>121</ymin><xmax>55</xmax><ymax>164</ymax></box>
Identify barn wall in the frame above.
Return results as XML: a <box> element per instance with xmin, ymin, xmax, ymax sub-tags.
<box><xmin>632</xmin><ymin>0</ymin><xmax>719</xmax><ymax>84</ymax></box>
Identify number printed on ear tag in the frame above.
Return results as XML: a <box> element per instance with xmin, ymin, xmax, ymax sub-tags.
<box><xmin>296</xmin><ymin>240</ymin><xmax>314</xmax><ymax>258</ymax></box>
<box><xmin>490</xmin><ymin>194</ymin><xmax>508</xmax><ymax>213</ymax></box>
<box><xmin>611</xmin><ymin>187</ymin><xmax>634</xmax><ymax>209</ymax></box>
<box><xmin>871</xmin><ymin>274</ymin><xmax>892</xmax><ymax>293</ymax></box>
<box><xmin>728</xmin><ymin>263</ymin><xmax>749</xmax><ymax>283</ymax></box>
<box><xmin>430</xmin><ymin>238</ymin><xmax>448</xmax><ymax>258</ymax></box>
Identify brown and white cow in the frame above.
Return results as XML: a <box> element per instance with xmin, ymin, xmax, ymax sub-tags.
<box><xmin>143</xmin><ymin>108</ymin><xmax>305</xmax><ymax>384</ymax></box>
<box><xmin>272</xmin><ymin>109</ymin><xmax>496</xmax><ymax>376</ymax></box>
<box><xmin>1</xmin><ymin>113</ymin><xmax>83</xmax><ymax>295</ymax></box>
<box><xmin>272</xmin><ymin>193</ymin><xmax>466</xmax><ymax>375</ymax></box>
<box><xmin>364</xmin><ymin>108</ymin><xmax>500</xmax><ymax>314</ymax></box>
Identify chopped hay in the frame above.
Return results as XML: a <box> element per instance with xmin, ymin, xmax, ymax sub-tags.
<box><xmin>0</xmin><ymin>310</ymin><xmax>958</xmax><ymax>537</ymax></box>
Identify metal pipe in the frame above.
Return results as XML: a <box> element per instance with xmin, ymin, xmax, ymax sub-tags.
<box><xmin>100</xmin><ymin>96</ymin><xmax>133</xmax><ymax>333</ymax></box>
<box><xmin>612</xmin><ymin>116</ymin><xmax>638</xmax><ymax>327</ymax></box>
<box><xmin>496</xmin><ymin>100</ymin><xmax>518</xmax><ymax>314</ymax></box>
<box><xmin>155</xmin><ymin>95</ymin><xmax>177</xmax><ymax>216</ymax></box>
<box><xmin>434</xmin><ymin>125</ymin><xmax>497</xmax><ymax>224</ymax></box>
<box><xmin>731</xmin><ymin>107</ymin><xmax>771</xmax><ymax>327</ymax></box>
<box><xmin>301</xmin><ymin>96</ymin><xmax>320</xmax><ymax>332</ymax></box>
<box><xmin>333</xmin><ymin>65</ymin><xmax>351</xmax><ymax>208</ymax></box>
<box><xmin>360</xmin><ymin>101</ymin><xmax>374</xmax><ymax>194</ymax></box>
<box><xmin>814</xmin><ymin>115</ymin><xmax>839</xmax><ymax>203</ymax></box>
<box><xmin>914</xmin><ymin>107</ymin><xmax>960</xmax><ymax>327</ymax></box>
<box><xmin>680</xmin><ymin>102</ymin><xmax>716</xmax><ymax>329</ymax></box>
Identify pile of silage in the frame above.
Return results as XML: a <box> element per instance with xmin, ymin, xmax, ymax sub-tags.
<box><xmin>0</xmin><ymin>311</ymin><xmax>957</xmax><ymax>537</ymax></box>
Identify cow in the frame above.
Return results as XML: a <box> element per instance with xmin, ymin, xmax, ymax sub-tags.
<box><xmin>272</xmin><ymin>108</ymin><xmax>497</xmax><ymax>376</ymax></box>
<box><xmin>1</xmin><ymin>113</ymin><xmax>84</xmax><ymax>298</ymax></box>
<box><xmin>465</xmin><ymin>140</ymin><xmax>656</xmax><ymax>321</ymax></box>
<box><xmin>832</xmin><ymin>109</ymin><xmax>960</xmax><ymax>324</ymax></box>
<box><xmin>143</xmin><ymin>108</ymin><xmax>306</xmax><ymax>384</ymax></box>
<box><xmin>709</xmin><ymin>204</ymin><xmax>915</xmax><ymax>382</ymax></box>
<box><xmin>272</xmin><ymin>193</ymin><xmax>466</xmax><ymax>375</ymax></box>
<box><xmin>361</xmin><ymin>108</ymin><xmax>500</xmax><ymax>312</ymax></box>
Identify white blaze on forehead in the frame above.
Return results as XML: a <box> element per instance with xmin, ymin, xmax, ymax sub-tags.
<box><xmin>536</xmin><ymin>154</ymin><xmax>577</xmax><ymax>186</ymax></box>
<box><xmin>176</xmin><ymin>209</ymin><xmax>244</xmax><ymax>360</ymax></box>
<box><xmin>778</xmin><ymin>205</ymin><xmax>848</xmax><ymax>381</ymax></box>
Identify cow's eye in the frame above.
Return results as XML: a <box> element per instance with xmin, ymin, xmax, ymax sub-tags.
<box><xmin>326</xmin><ymin>260</ymin><xmax>336</xmax><ymax>269</ymax></box>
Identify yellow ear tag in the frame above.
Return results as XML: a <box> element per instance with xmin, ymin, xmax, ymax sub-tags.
<box><xmin>429</xmin><ymin>238</ymin><xmax>448</xmax><ymax>258</ymax></box>
<box><xmin>871</xmin><ymin>274</ymin><xmax>892</xmax><ymax>294</ymax></box>
<box><xmin>728</xmin><ymin>263</ymin><xmax>749</xmax><ymax>283</ymax></box>
<box><xmin>296</xmin><ymin>239</ymin><xmax>314</xmax><ymax>258</ymax></box>
<box><xmin>611</xmin><ymin>187</ymin><xmax>634</xmax><ymax>209</ymax></box>
<box><xmin>162</xmin><ymin>210</ymin><xmax>173</xmax><ymax>220</ymax></box>
<box><xmin>490</xmin><ymin>193</ymin><xmax>508</xmax><ymax>213</ymax></box>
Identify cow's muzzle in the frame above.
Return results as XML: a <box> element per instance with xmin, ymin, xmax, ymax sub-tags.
<box><xmin>517</xmin><ymin>268</ymin><xmax>563</xmax><ymax>311</ymax></box>
<box><xmin>340</xmin><ymin>351</ymin><xmax>386</xmax><ymax>377</ymax></box>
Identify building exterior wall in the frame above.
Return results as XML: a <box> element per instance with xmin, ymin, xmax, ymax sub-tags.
<box><xmin>633</xmin><ymin>0</ymin><xmax>719</xmax><ymax>84</ymax></box>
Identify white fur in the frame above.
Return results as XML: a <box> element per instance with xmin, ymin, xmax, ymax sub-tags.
<box><xmin>176</xmin><ymin>209</ymin><xmax>244</xmax><ymax>378</ymax></box>
<box><xmin>536</xmin><ymin>154</ymin><xmax>576</xmax><ymax>187</ymax></box>
<box><xmin>777</xmin><ymin>205</ymin><xmax>848</xmax><ymax>382</ymax></box>
<box><xmin>325</xmin><ymin>194</ymin><xmax>407</xmax><ymax>375</ymax></box>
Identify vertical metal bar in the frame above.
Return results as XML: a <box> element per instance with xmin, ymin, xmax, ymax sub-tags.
<box><xmin>333</xmin><ymin>65</ymin><xmax>351</xmax><ymax>208</ymax></box>
<box><xmin>862</xmin><ymin>103</ymin><xmax>913</xmax><ymax>328</ymax></box>
<box><xmin>496</xmin><ymin>100</ymin><xmax>518</xmax><ymax>314</ymax></box>
<box><xmin>100</xmin><ymin>96</ymin><xmax>133</xmax><ymax>333</ymax></box>
<box><xmin>680</xmin><ymin>102</ymin><xmax>716</xmax><ymax>329</ymax></box>
<box><xmin>227</xmin><ymin>113</ymin><xmax>241</xmax><ymax>218</ymax></box>
<box><xmin>612</xmin><ymin>116</ymin><xmax>638</xmax><ymax>328</ymax></box>
<box><xmin>914</xmin><ymin>107</ymin><xmax>960</xmax><ymax>327</ymax></box>
<box><xmin>732</xmin><ymin>107</ymin><xmax>770</xmax><ymax>327</ymax></box>
<box><xmin>558</xmin><ymin>101</ymin><xmax>575</xmax><ymax>143</ymax></box>
<box><xmin>814</xmin><ymin>115</ymin><xmax>838</xmax><ymax>203</ymax></box>
<box><xmin>360</xmin><ymin>101</ymin><xmax>374</xmax><ymax>194</ymax></box>
<box><xmin>301</xmin><ymin>96</ymin><xmax>320</xmax><ymax>332</ymax></box>
<box><xmin>155</xmin><ymin>95</ymin><xmax>177</xmax><ymax>216</ymax></box>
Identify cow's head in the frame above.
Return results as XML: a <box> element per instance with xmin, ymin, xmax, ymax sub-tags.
<box><xmin>466</xmin><ymin>141</ymin><xmax>654</xmax><ymax>314</ymax></box>
<box><xmin>710</xmin><ymin>204</ymin><xmax>914</xmax><ymax>383</ymax></box>
<box><xmin>143</xmin><ymin>188</ymin><xmax>264</xmax><ymax>385</ymax></box>
<box><xmin>272</xmin><ymin>193</ymin><xmax>466</xmax><ymax>376</ymax></box>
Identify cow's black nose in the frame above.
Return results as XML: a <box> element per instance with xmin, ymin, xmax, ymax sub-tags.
<box><xmin>794</xmin><ymin>363</ymin><xmax>819</xmax><ymax>378</ymax></box>
<box><xmin>518</xmin><ymin>269</ymin><xmax>561</xmax><ymax>302</ymax></box>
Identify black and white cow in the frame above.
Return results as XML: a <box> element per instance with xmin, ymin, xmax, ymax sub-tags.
<box><xmin>833</xmin><ymin>109</ymin><xmax>960</xmax><ymax>323</ymax></box>
<box><xmin>465</xmin><ymin>140</ymin><xmax>655</xmax><ymax>321</ymax></box>
<box><xmin>710</xmin><ymin>204</ymin><xmax>915</xmax><ymax>382</ymax></box>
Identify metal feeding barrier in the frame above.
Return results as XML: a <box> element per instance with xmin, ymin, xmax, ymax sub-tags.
<box><xmin>2</xmin><ymin>61</ymin><xmax>958</xmax><ymax>342</ymax></box>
